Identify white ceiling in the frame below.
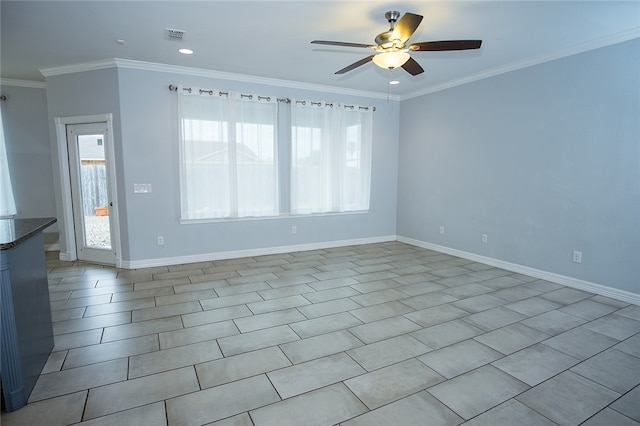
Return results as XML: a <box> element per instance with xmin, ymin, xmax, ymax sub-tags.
<box><xmin>1</xmin><ymin>1</ymin><xmax>639</xmax><ymax>97</ymax></box>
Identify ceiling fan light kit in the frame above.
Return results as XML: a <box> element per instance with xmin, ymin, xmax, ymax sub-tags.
<box><xmin>311</xmin><ymin>10</ymin><xmax>482</xmax><ymax>77</ymax></box>
<box><xmin>372</xmin><ymin>51</ymin><xmax>410</xmax><ymax>69</ymax></box>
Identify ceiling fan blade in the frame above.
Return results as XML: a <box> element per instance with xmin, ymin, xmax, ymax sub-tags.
<box><xmin>335</xmin><ymin>55</ymin><xmax>375</xmax><ymax>74</ymax></box>
<box><xmin>393</xmin><ymin>13</ymin><xmax>423</xmax><ymax>43</ymax></box>
<box><xmin>410</xmin><ymin>40</ymin><xmax>483</xmax><ymax>51</ymax></box>
<box><xmin>401</xmin><ymin>57</ymin><xmax>424</xmax><ymax>76</ymax></box>
<box><xmin>311</xmin><ymin>40</ymin><xmax>373</xmax><ymax>49</ymax></box>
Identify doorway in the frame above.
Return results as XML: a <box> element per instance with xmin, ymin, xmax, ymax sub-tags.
<box><xmin>56</xmin><ymin>114</ymin><xmax>120</xmax><ymax>266</ymax></box>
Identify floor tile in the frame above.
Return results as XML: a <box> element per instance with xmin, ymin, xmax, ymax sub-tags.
<box><xmin>83</xmin><ymin>297</ymin><xmax>155</xmax><ymax>317</ymax></box>
<box><xmin>53</xmin><ymin>311</ymin><xmax>131</xmax><ymax>335</ymax></box>
<box><xmin>461</xmin><ymin>306</ymin><xmax>527</xmax><ymax>331</ymax></box>
<box><xmin>83</xmin><ymin>366</ymin><xmax>198</xmax><ymax>420</ymax></box>
<box><xmin>279</xmin><ymin>329</ymin><xmax>363</xmax><ymax>364</ymax></box>
<box><xmin>53</xmin><ymin>329</ymin><xmax>102</xmax><ymax>351</ymax></box>
<box><xmin>182</xmin><ymin>304</ymin><xmax>253</xmax><ymax>328</ymax></box>
<box><xmin>128</xmin><ymin>339</ymin><xmax>222</xmax><ymax>378</ymax></box>
<box><xmin>77</xmin><ymin>401</ymin><xmax>166</xmax><ymax>426</ymax></box>
<box><xmin>462</xmin><ymin>399</ymin><xmax>557</xmax><ymax>426</ymax></box>
<box><xmin>64</xmin><ymin>334</ymin><xmax>159</xmax><ymax>369</ymax></box>
<box><xmin>539</xmin><ymin>287</ymin><xmax>593</xmax><ymax>305</ymax></box>
<box><xmin>520</xmin><ymin>309</ymin><xmax>587</xmax><ymax>336</ymax></box>
<box><xmin>558</xmin><ymin>299</ymin><xmax>618</xmax><ymax>320</ymax></box>
<box><xmin>257</xmin><ymin>283</ymin><xmax>315</xmax><ymax>300</ymax></box>
<box><xmin>404</xmin><ymin>304</ymin><xmax>469</xmax><ymax>327</ymax></box>
<box><xmin>347</xmin><ymin>334</ymin><xmax>432</xmax><ymax>371</ymax></box>
<box><xmin>581</xmin><ymin>407</ymin><xmax>640</xmax><ymax>426</ymax></box>
<box><xmin>159</xmin><ymin>320</ymin><xmax>239</xmax><ymax>349</ymax></box>
<box><xmin>400</xmin><ymin>292</ymin><xmax>459</xmax><ymax>310</ymax></box>
<box><xmin>249</xmin><ymin>383</ymin><xmax>367</xmax><ymax>426</ymax></box>
<box><xmin>349</xmin><ymin>300</ymin><xmax>415</xmax><ymax>323</ymax></box>
<box><xmin>542</xmin><ymin>326</ymin><xmax>620</xmax><ymax>360</ymax></box>
<box><xmin>288</xmin><ymin>311</ymin><xmax>362</xmax><ymax>338</ymax></box>
<box><xmin>167</xmin><ymin>374</ymin><xmax>280</xmax><ymax>426</ymax></box>
<box><xmin>616</xmin><ymin>304</ymin><xmax>640</xmax><ymax>321</ymax></box>
<box><xmin>247</xmin><ymin>294</ymin><xmax>311</xmax><ymax>314</ymax></box>
<box><xmin>570</xmin><ymin>348</ymin><xmax>640</xmax><ymax>393</ymax></box>
<box><xmin>516</xmin><ymin>371</ymin><xmax>619</xmax><ymax>426</ymax></box>
<box><xmin>101</xmin><ymin>316</ymin><xmax>183</xmax><ymax>342</ymax></box>
<box><xmin>452</xmin><ymin>294</ymin><xmax>506</xmax><ymax>313</ymax></box>
<box><xmin>301</xmin><ymin>286</ymin><xmax>360</xmax><ymax>303</ymax></box>
<box><xmin>233</xmin><ymin>308</ymin><xmax>306</xmax><ymax>333</ymax></box>
<box><xmin>196</xmin><ymin>346</ymin><xmax>291</xmax><ymax>389</ymax></box>
<box><xmin>342</xmin><ymin>391</ymin><xmax>463</xmax><ymax>426</ymax></box>
<box><xmin>349</xmin><ymin>289</ymin><xmax>405</xmax><ymax>307</ymax></box>
<box><xmin>1</xmin><ymin>391</ymin><xmax>86</xmax><ymax>426</ymax></box>
<box><xmin>296</xmin><ymin>297</ymin><xmax>361</xmax><ymax>319</ymax></box>
<box><xmin>41</xmin><ymin>350</ymin><xmax>67</xmax><ymax>373</ymax></box>
<box><xmin>611</xmin><ymin>385</ymin><xmax>640</xmax><ymax>422</ymax></box>
<box><xmin>268</xmin><ymin>352</ymin><xmax>365</xmax><ymax>398</ymax></box>
<box><xmin>155</xmin><ymin>289</ymin><xmax>216</xmax><ymax>306</ymax></box>
<box><xmin>474</xmin><ymin>323</ymin><xmax>548</xmax><ymax>355</ymax></box>
<box><xmin>418</xmin><ymin>339</ymin><xmax>504</xmax><ymax>379</ymax></box>
<box><xmin>132</xmin><ymin>300</ymin><xmax>202</xmax><ymax>322</ymax></box>
<box><xmin>492</xmin><ymin>343</ymin><xmax>580</xmax><ymax>386</ymax></box>
<box><xmin>345</xmin><ymin>358</ymin><xmax>445</xmax><ymax>409</ymax></box>
<box><xmin>348</xmin><ymin>315</ymin><xmax>421</xmax><ymax>344</ymax></box>
<box><xmin>503</xmin><ymin>296</ymin><xmax>562</xmax><ymax>317</ymax></box>
<box><xmin>207</xmin><ymin>412</ymin><xmax>254</xmax><ymax>426</ymax></box>
<box><xmin>200</xmin><ymin>292</ymin><xmax>264</xmax><ymax>310</ymax></box>
<box><xmin>217</xmin><ymin>325</ymin><xmax>299</xmax><ymax>356</ymax></box>
<box><xmin>442</xmin><ymin>283</ymin><xmax>494</xmax><ymax>298</ymax></box>
<box><xmin>582</xmin><ymin>314</ymin><xmax>640</xmax><ymax>340</ymax></box>
<box><xmin>428</xmin><ymin>365</ymin><xmax>529</xmax><ymax>420</ymax></box>
<box><xmin>29</xmin><ymin>358</ymin><xmax>128</xmax><ymax>402</ymax></box>
<box><xmin>411</xmin><ymin>319</ymin><xmax>483</xmax><ymax>349</ymax></box>
<box><xmin>614</xmin><ymin>333</ymin><xmax>640</xmax><ymax>358</ymax></box>
<box><xmin>307</xmin><ymin>276</ymin><xmax>359</xmax><ymax>291</ymax></box>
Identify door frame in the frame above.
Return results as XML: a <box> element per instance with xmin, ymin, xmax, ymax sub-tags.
<box><xmin>55</xmin><ymin>113</ymin><xmax>122</xmax><ymax>267</ymax></box>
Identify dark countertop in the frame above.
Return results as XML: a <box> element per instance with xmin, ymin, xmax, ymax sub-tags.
<box><xmin>0</xmin><ymin>218</ymin><xmax>57</xmax><ymax>250</ymax></box>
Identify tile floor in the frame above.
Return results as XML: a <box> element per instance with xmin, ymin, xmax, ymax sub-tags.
<box><xmin>1</xmin><ymin>242</ymin><xmax>639</xmax><ymax>425</ymax></box>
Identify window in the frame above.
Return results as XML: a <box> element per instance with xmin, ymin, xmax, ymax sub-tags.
<box><xmin>178</xmin><ymin>88</ymin><xmax>373</xmax><ymax>221</ymax></box>
<box><xmin>179</xmin><ymin>90</ymin><xmax>278</xmax><ymax>220</ymax></box>
<box><xmin>291</xmin><ymin>103</ymin><xmax>372</xmax><ymax>214</ymax></box>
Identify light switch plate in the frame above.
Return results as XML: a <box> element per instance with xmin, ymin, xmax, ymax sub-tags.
<box><xmin>134</xmin><ymin>184</ymin><xmax>152</xmax><ymax>193</ymax></box>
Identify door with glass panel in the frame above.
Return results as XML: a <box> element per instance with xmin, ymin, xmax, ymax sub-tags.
<box><xmin>66</xmin><ymin>122</ymin><xmax>116</xmax><ymax>264</ymax></box>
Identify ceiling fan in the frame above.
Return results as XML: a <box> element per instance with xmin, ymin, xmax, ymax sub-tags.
<box><xmin>311</xmin><ymin>11</ymin><xmax>482</xmax><ymax>76</ymax></box>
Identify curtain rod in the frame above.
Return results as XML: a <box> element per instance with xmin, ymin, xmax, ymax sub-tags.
<box><xmin>167</xmin><ymin>84</ymin><xmax>375</xmax><ymax>111</ymax></box>
<box><xmin>168</xmin><ymin>84</ymin><xmax>290</xmax><ymax>103</ymax></box>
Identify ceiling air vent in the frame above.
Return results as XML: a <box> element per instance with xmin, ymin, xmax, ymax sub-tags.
<box><xmin>165</xmin><ymin>28</ymin><xmax>185</xmax><ymax>42</ymax></box>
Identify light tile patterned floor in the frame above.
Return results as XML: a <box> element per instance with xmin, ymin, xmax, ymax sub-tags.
<box><xmin>2</xmin><ymin>242</ymin><xmax>639</xmax><ymax>425</ymax></box>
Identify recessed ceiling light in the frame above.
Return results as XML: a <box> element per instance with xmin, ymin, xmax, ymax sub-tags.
<box><xmin>179</xmin><ymin>48</ymin><xmax>194</xmax><ymax>55</ymax></box>
<box><xmin>116</xmin><ymin>39</ymin><xmax>126</xmax><ymax>45</ymax></box>
<box><xmin>389</xmin><ymin>80</ymin><xmax>400</xmax><ymax>85</ymax></box>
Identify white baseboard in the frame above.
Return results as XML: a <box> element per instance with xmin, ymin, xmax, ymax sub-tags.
<box><xmin>120</xmin><ymin>235</ymin><xmax>397</xmax><ymax>270</ymax></box>
<box><xmin>397</xmin><ymin>236</ymin><xmax>640</xmax><ymax>306</ymax></box>
<box><xmin>45</xmin><ymin>243</ymin><xmax>60</xmax><ymax>252</ymax></box>
<box><xmin>58</xmin><ymin>251</ymin><xmax>73</xmax><ymax>262</ymax></box>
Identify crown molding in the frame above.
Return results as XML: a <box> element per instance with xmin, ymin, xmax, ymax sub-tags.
<box><xmin>39</xmin><ymin>59</ymin><xmax>118</xmax><ymax>77</ymax></box>
<box><xmin>402</xmin><ymin>28</ymin><xmax>640</xmax><ymax>101</ymax></box>
<box><xmin>113</xmin><ymin>58</ymin><xmax>398</xmax><ymax>101</ymax></box>
<box><xmin>39</xmin><ymin>57</ymin><xmax>399</xmax><ymax>101</ymax></box>
<box><xmin>0</xmin><ymin>78</ymin><xmax>46</xmax><ymax>89</ymax></box>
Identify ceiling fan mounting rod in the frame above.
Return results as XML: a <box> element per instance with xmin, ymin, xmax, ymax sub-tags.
<box><xmin>385</xmin><ymin>10</ymin><xmax>401</xmax><ymax>28</ymax></box>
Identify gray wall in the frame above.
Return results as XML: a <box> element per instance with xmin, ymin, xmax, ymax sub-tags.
<box><xmin>1</xmin><ymin>84</ymin><xmax>57</xmax><ymax>232</ymax></box>
<box><xmin>45</xmin><ymin>68</ymin><xmax>126</xmax><ymax>258</ymax></box>
<box><xmin>116</xmin><ymin>68</ymin><xmax>399</xmax><ymax>261</ymax></box>
<box><xmin>397</xmin><ymin>38</ymin><xmax>640</xmax><ymax>295</ymax></box>
<box><xmin>44</xmin><ymin>66</ymin><xmax>399</xmax><ymax>263</ymax></box>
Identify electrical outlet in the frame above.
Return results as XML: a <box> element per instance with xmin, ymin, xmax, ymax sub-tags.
<box><xmin>157</xmin><ymin>235</ymin><xmax>165</xmax><ymax>246</ymax></box>
<box><xmin>291</xmin><ymin>226</ymin><xmax>297</xmax><ymax>234</ymax></box>
<box><xmin>572</xmin><ymin>251</ymin><xmax>582</xmax><ymax>263</ymax></box>
<box><xmin>481</xmin><ymin>234</ymin><xmax>488</xmax><ymax>243</ymax></box>
<box><xmin>439</xmin><ymin>226</ymin><xmax>445</xmax><ymax>235</ymax></box>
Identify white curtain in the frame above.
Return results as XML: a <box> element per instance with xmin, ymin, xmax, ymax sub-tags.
<box><xmin>0</xmin><ymin>105</ymin><xmax>17</xmax><ymax>217</ymax></box>
<box><xmin>178</xmin><ymin>88</ymin><xmax>278</xmax><ymax>220</ymax></box>
<box><xmin>290</xmin><ymin>102</ymin><xmax>372</xmax><ymax>214</ymax></box>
